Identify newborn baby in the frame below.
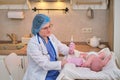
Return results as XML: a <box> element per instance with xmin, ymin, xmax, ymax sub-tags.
<box><xmin>67</xmin><ymin>51</ymin><xmax>112</xmax><ymax>72</ymax></box>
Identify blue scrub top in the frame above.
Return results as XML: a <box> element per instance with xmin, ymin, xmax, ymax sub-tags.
<box><xmin>41</xmin><ymin>37</ymin><xmax>59</xmax><ymax>80</ymax></box>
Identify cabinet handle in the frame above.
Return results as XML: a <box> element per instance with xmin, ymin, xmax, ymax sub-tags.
<box><xmin>21</xmin><ymin>58</ymin><xmax>24</xmax><ymax>69</ymax></box>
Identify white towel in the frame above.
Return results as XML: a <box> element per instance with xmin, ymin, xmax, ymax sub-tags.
<box><xmin>57</xmin><ymin>48</ymin><xmax>120</xmax><ymax>80</ymax></box>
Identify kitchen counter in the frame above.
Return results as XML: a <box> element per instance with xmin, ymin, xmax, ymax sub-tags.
<box><xmin>63</xmin><ymin>42</ymin><xmax>101</xmax><ymax>52</ymax></box>
<box><xmin>75</xmin><ymin>44</ymin><xmax>100</xmax><ymax>52</ymax></box>
<box><xmin>0</xmin><ymin>42</ymin><xmax>102</xmax><ymax>55</ymax></box>
<box><xmin>0</xmin><ymin>45</ymin><xmax>27</xmax><ymax>55</ymax></box>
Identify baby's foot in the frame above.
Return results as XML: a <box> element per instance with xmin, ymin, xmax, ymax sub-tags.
<box><xmin>99</xmin><ymin>52</ymin><xmax>106</xmax><ymax>59</ymax></box>
<box><xmin>107</xmin><ymin>54</ymin><xmax>112</xmax><ymax>60</ymax></box>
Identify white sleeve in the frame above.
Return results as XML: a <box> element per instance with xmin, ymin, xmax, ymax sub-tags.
<box><xmin>27</xmin><ymin>40</ymin><xmax>62</xmax><ymax>70</ymax></box>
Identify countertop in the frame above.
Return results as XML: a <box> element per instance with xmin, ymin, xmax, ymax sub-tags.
<box><xmin>0</xmin><ymin>45</ymin><xmax>27</xmax><ymax>55</ymax></box>
<box><xmin>75</xmin><ymin>44</ymin><xmax>100</xmax><ymax>52</ymax></box>
<box><xmin>0</xmin><ymin>42</ymin><xmax>102</xmax><ymax>55</ymax></box>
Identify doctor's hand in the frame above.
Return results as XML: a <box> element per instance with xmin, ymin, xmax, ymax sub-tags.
<box><xmin>61</xmin><ymin>59</ymin><xmax>68</xmax><ymax>68</ymax></box>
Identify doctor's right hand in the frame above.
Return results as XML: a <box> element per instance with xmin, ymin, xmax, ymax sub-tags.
<box><xmin>61</xmin><ymin>59</ymin><xmax>68</xmax><ymax>68</ymax></box>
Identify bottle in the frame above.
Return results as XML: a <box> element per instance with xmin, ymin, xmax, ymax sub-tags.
<box><xmin>69</xmin><ymin>35</ymin><xmax>75</xmax><ymax>55</ymax></box>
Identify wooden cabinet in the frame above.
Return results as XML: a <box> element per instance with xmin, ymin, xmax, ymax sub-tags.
<box><xmin>22</xmin><ymin>56</ymin><xmax>28</xmax><ymax>72</ymax></box>
<box><xmin>17</xmin><ymin>56</ymin><xmax>25</xmax><ymax>80</ymax></box>
<box><xmin>0</xmin><ymin>55</ymin><xmax>26</xmax><ymax>80</ymax></box>
<box><xmin>0</xmin><ymin>56</ymin><xmax>10</xmax><ymax>80</ymax></box>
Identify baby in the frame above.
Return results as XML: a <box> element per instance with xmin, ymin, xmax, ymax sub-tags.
<box><xmin>80</xmin><ymin>52</ymin><xmax>112</xmax><ymax>72</ymax></box>
<box><xmin>68</xmin><ymin>44</ymin><xmax>112</xmax><ymax>72</ymax></box>
<box><xmin>68</xmin><ymin>41</ymin><xmax>112</xmax><ymax>72</ymax></box>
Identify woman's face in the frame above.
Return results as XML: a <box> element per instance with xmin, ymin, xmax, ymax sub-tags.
<box><xmin>39</xmin><ymin>22</ymin><xmax>52</xmax><ymax>38</ymax></box>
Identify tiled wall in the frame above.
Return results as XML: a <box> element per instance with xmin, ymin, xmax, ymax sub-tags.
<box><xmin>0</xmin><ymin>2</ymin><xmax>109</xmax><ymax>42</ymax></box>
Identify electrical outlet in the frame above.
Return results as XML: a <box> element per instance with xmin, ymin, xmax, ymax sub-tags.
<box><xmin>81</xmin><ymin>28</ymin><xmax>92</xmax><ymax>33</ymax></box>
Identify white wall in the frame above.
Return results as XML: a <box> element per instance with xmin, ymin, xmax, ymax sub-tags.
<box><xmin>114</xmin><ymin>0</ymin><xmax>120</xmax><ymax>68</ymax></box>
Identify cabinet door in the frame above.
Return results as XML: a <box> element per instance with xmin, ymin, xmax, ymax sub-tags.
<box><xmin>18</xmin><ymin>56</ymin><xmax>25</xmax><ymax>80</ymax></box>
<box><xmin>19</xmin><ymin>55</ymin><xmax>28</xmax><ymax>79</ymax></box>
<box><xmin>0</xmin><ymin>56</ymin><xmax>10</xmax><ymax>80</ymax></box>
<box><xmin>23</xmin><ymin>56</ymin><xmax>28</xmax><ymax>72</ymax></box>
<box><xmin>0</xmin><ymin>55</ymin><xmax>25</xmax><ymax>80</ymax></box>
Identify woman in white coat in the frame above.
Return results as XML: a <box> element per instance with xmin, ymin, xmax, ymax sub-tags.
<box><xmin>23</xmin><ymin>14</ymin><xmax>69</xmax><ymax>80</ymax></box>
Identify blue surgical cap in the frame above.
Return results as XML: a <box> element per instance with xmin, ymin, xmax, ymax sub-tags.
<box><xmin>32</xmin><ymin>14</ymin><xmax>50</xmax><ymax>35</ymax></box>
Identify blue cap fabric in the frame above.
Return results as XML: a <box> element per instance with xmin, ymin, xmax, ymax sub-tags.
<box><xmin>32</xmin><ymin>14</ymin><xmax>50</xmax><ymax>35</ymax></box>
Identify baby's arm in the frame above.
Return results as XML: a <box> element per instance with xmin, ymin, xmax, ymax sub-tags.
<box><xmin>67</xmin><ymin>57</ymin><xmax>83</xmax><ymax>67</ymax></box>
<box><xmin>81</xmin><ymin>54</ymin><xmax>96</xmax><ymax>68</ymax></box>
<box><xmin>79</xmin><ymin>53</ymin><xmax>87</xmax><ymax>59</ymax></box>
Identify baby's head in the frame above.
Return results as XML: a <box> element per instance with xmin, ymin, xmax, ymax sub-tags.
<box><xmin>90</xmin><ymin>57</ymin><xmax>104</xmax><ymax>72</ymax></box>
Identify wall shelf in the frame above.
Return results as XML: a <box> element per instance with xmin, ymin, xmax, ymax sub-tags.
<box><xmin>0</xmin><ymin>0</ymin><xmax>31</xmax><ymax>9</ymax></box>
<box><xmin>71</xmin><ymin>0</ymin><xmax>108</xmax><ymax>10</ymax></box>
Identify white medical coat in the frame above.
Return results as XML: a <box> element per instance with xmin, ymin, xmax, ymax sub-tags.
<box><xmin>23</xmin><ymin>34</ymin><xmax>69</xmax><ymax>80</ymax></box>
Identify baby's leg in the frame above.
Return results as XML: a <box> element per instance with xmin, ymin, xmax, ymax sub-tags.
<box><xmin>102</xmin><ymin>54</ymin><xmax>112</xmax><ymax>66</ymax></box>
<box><xmin>98</xmin><ymin>52</ymin><xmax>106</xmax><ymax>59</ymax></box>
<box><xmin>82</xmin><ymin>55</ymin><xmax>95</xmax><ymax>67</ymax></box>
